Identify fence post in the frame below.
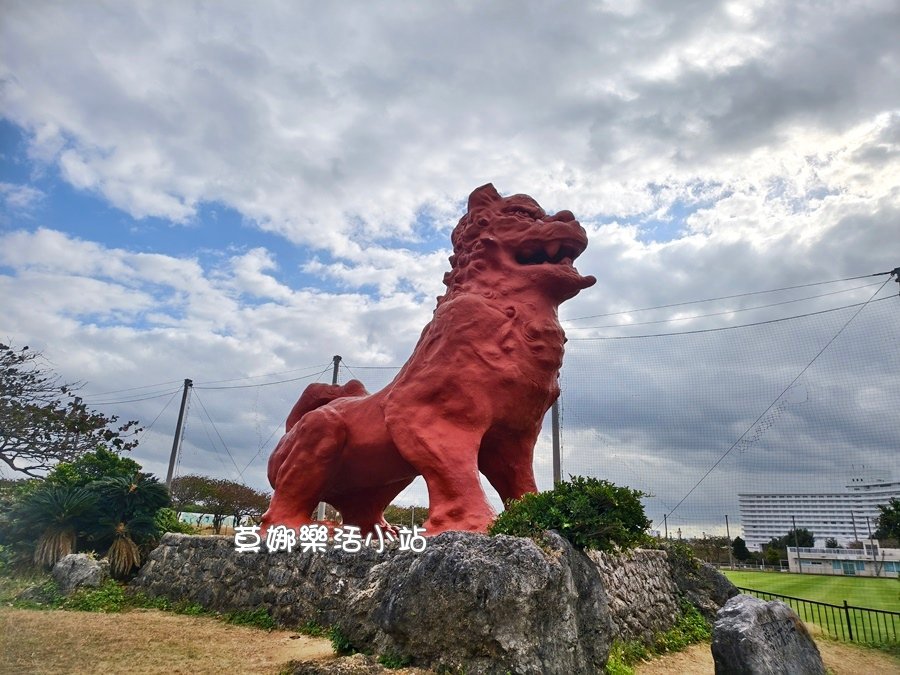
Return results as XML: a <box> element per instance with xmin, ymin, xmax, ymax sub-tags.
<box><xmin>843</xmin><ymin>600</ymin><xmax>854</xmax><ymax>641</ymax></box>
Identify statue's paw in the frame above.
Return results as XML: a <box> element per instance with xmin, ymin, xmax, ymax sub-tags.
<box><xmin>378</xmin><ymin>518</ymin><xmax>399</xmax><ymax>538</ymax></box>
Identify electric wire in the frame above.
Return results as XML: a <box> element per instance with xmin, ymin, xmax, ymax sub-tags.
<box><xmin>569</xmin><ymin>295</ymin><xmax>896</xmax><ymax>340</ymax></box>
<box><xmin>80</xmin><ymin>379</ymin><xmax>185</xmax><ymax>399</ymax></box>
<box><xmin>87</xmin><ymin>386</ymin><xmax>184</xmax><ymax>406</ymax></box>
<box><xmin>563</xmin><ymin>270</ymin><xmax>895</xmax><ymax>322</ymax></box>
<box><xmin>658</xmin><ymin>276</ymin><xmax>894</xmax><ymax>529</ymax></box>
<box><xmin>134</xmin><ymin>389</ymin><xmax>180</xmax><ymax>446</ymax></box>
<box><xmin>566</xmin><ymin>280</ymin><xmax>884</xmax><ymax>330</ymax></box>
<box><xmin>193</xmin><ymin>369</ymin><xmax>330</xmax><ymax>390</ymax></box>
<box><xmin>342</xmin><ymin>363</ymin><xmax>360</xmax><ymax>382</ymax></box>
<box><xmin>193</xmin><ymin>363</ymin><xmax>329</xmax><ymax>387</ymax></box>
<box><xmin>192</xmin><ymin>390</ymin><xmax>244</xmax><ymax>480</ymax></box>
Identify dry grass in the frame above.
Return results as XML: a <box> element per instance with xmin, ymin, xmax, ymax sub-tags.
<box><xmin>634</xmin><ymin>638</ymin><xmax>900</xmax><ymax>675</ymax></box>
<box><xmin>0</xmin><ymin>607</ymin><xmax>334</xmax><ymax>675</ymax></box>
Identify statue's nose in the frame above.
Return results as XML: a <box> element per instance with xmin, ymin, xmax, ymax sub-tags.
<box><xmin>550</xmin><ymin>210</ymin><xmax>575</xmax><ymax>222</ymax></box>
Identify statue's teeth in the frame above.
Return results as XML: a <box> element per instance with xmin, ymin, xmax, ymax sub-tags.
<box><xmin>545</xmin><ymin>241</ymin><xmax>562</xmax><ymax>260</ymax></box>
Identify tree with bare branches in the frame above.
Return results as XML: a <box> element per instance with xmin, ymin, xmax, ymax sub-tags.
<box><xmin>0</xmin><ymin>342</ymin><xmax>141</xmax><ymax>477</ymax></box>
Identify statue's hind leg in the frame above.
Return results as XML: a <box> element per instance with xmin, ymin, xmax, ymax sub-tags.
<box><xmin>332</xmin><ymin>477</ymin><xmax>414</xmax><ymax>535</ymax></box>
<box><xmin>260</xmin><ymin>408</ymin><xmax>347</xmax><ymax>537</ymax></box>
<box><xmin>479</xmin><ymin>427</ymin><xmax>540</xmax><ymax>506</ymax></box>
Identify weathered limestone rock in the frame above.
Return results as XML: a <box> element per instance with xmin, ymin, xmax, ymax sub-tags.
<box><xmin>589</xmin><ymin>548</ymin><xmax>680</xmax><ymax>642</ymax></box>
<box><xmin>132</xmin><ymin>532</ymin><xmax>739</xmax><ymax>674</ymax></box>
<box><xmin>712</xmin><ymin>594</ymin><xmax>826</xmax><ymax>675</ymax></box>
<box><xmin>132</xmin><ymin>531</ymin><xmax>613</xmax><ymax>674</ymax></box>
<box><xmin>669</xmin><ymin>555</ymin><xmax>739</xmax><ymax>620</ymax></box>
<box><xmin>52</xmin><ymin>553</ymin><xmax>111</xmax><ymax>595</ymax></box>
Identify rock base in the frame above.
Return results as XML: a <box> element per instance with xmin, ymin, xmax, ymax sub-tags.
<box><xmin>712</xmin><ymin>594</ymin><xmax>826</xmax><ymax>675</ymax></box>
<box><xmin>131</xmin><ymin>532</ymin><xmax>737</xmax><ymax>674</ymax></box>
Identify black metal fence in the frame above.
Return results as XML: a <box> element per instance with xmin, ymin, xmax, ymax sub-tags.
<box><xmin>736</xmin><ymin>587</ymin><xmax>899</xmax><ymax>645</ymax></box>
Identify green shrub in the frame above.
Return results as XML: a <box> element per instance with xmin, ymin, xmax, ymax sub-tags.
<box><xmin>298</xmin><ymin>620</ymin><xmax>328</xmax><ymax>637</ymax></box>
<box><xmin>378</xmin><ymin>651</ymin><xmax>411</xmax><ymax>669</ymax></box>
<box><xmin>155</xmin><ymin>508</ymin><xmax>198</xmax><ymax>535</ymax></box>
<box><xmin>62</xmin><ymin>579</ymin><xmax>128</xmax><ymax>612</ymax></box>
<box><xmin>604</xmin><ymin>602</ymin><xmax>711</xmax><ymax>672</ymax></box>
<box><xmin>226</xmin><ymin>607</ymin><xmax>276</xmax><ymax>630</ymax></box>
<box><xmin>328</xmin><ymin>624</ymin><xmax>357</xmax><ymax>656</ymax></box>
<box><xmin>489</xmin><ymin>476</ymin><xmax>650</xmax><ymax>552</ymax></box>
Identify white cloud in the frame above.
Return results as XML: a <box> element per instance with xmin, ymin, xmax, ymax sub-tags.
<box><xmin>1</xmin><ymin>1</ymin><xmax>899</xmax><ymax>534</ymax></box>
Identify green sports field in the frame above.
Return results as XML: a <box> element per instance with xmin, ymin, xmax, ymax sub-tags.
<box><xmin>722</xmin><ymin>570</ymin><xmax>900</xmax><ymax>612</ymax></box>
<box><xmin>722</xmin><ymin>570</ymin><xmax>900</xmax><ymax>644</ymax></box>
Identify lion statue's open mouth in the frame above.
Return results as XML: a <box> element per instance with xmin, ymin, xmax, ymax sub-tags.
<box><xmin>261</xmin><ymin>183</ymin><xmax>596</xmax><ymax>537</ymax></box>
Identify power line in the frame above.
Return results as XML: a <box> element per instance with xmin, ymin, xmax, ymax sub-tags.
<box><xmin>563</xmin><ymin>271</ymin><xmax>895</xmax><ymax>322</ymax></box>
<box><xmin>566</xmin><ymin>280</ymin><xmax>884</xmax><ymax>330</ymax></box>
<box><xmin>193</xmin><ymin>363</ymin><xmax>330</xmax><ymax>387</ymax></box>
<box><xmin>568</xmin><ymin>295</ymin><xmax>897</xmax><ymax>340</ymax></box>
<box><xmin>87</xmin><ymin>387</ymin><xmax>184</xmax><ymax>406</ymax></box>
<box><xmin>134</xmin><ymin>389</ymin><xmax>180</xmax><ymax>445</ymax></box>
<box><xmin>80</xmin><ymin>379</ymin><xmax>185</xmax><ymax>399</ymax></box>
<box><xmin>659</xmin><ymin>276</ymin><xmax>894</xmax><ymax>528</ymax></box>
<box><xmin>192</xmin><ymin>391</ymin><xmax>244</xmax><ymax>480</ymax></box>
<box><xmin>343</xmin><ymin>365</ymin><xmax>402</xmax><ymax>370</ymax></box>
<box><xmin>194</xmin><ymin>369</ymin><xmax>330</xmax><ymax>390</ymax></box>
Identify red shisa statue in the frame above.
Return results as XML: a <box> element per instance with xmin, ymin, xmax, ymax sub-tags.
<box><xmin>261</xmin><ymin>184</ymin><xmax>596</xmax><ymax>536</ymax></box>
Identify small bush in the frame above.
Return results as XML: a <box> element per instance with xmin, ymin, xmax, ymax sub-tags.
<box><xmin>155</xmin><ymin>508</ymin><xmax>198</xmax><ymax>535</ymax></box>
<box><xmin>604</xmin><ymin>602</ymin><xmax>711</xmax><ymax>673</ymax></box>
<box><xmin>63</xmin><ymin>579</ymin><xmax>127</xmax><ymax>612</ymax></box>
<box><xmin>489</xmin><ymin>476</ymin><xmax>650</xmax><ymax>552</ymax></box>
<box><xmin>298</xmin><ymin>620</ymin><xmax>328</xmax><ymax>637</ymax></box>
<box><xmin>328</xmin><ymin>624</ymin><xmax>357</xmax><ymax>656</ymax></box>
<box><xmin>226</xmin><ymin>607</ymin><xmax>276</xmax><ymax>630</ymax></box>
<box><xmin>378</xmin><ymin>651</ymin><xmax>411</xmax><ymax>669</ymax></box>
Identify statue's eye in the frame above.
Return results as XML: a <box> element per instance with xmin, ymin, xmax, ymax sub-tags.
<box><xmin>508</xmin><ymin>206</ymin><xmax>539</xmax><ymax>218</ymax></box>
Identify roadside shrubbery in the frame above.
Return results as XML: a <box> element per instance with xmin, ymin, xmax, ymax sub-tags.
<box><xmin>604</xmin><ymin>602</ymin><xmax>712</xmax><ymax>674</ymax></box>
<box><xmin>489</xmin><ymin>476</ymin><xmax>651</xmax><ymax>552</ymax></box>
<box><xmin>0</xmin><ymin>448</ymin><xmax>171</xmax><ymax>577</ymax></box>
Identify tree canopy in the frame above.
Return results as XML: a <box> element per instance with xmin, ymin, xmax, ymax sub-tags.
<box><xmin>1</xmin><ymin>343</ymin><xmax>141</xmax><ymax>477</ymax></box>
<box><xmin>874</xmin><ymin>497</ymin><xmax>900</xmax><ymax>543</ymax></box>
<box><xmin>171</xmin><ymin>474</ymin><xmax>269</xmax><ymax>533</ymax></box>
<box><xmin>731</xmin><ymin>535</ymin><xmax>751</xmax><ymax>561</ymax></box>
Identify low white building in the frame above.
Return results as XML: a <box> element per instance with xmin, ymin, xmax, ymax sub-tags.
<box><xmin>786</xmin><ymin>540</ymin><xmax>899</xmax><ymax>577</ymax></box>
<box><xmin>739</xmin><ymin>467</ymin><xmax>899</xmax><ymax>551</ymax></box>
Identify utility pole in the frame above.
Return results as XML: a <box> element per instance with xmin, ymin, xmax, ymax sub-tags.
<box><xmin>331</xmin><ymin>355</ymin><xmax>341</xmax><ymax>385</ymax></box>
<box><xmin>864</xmin><ymin>516</ymin><xmax>880</xmax><ymax>576</ymax></box>
<box><xmin>851</xmin><ymin>510</ymin><xmax>860</xmax><ymax>544</ymax></box>
<box><xmin>165</xmin><ymin>379</ymin><xmax>193</xmax><ymax>489</ymax></box>
<box><xmin>663</xmin><ymin>514</ymin><xmax>668</xmax><ymax>540</ymax></box>
<box><xmin>725</xmin><ymin>514</ymin><xmax>734</xmax><ymax>569</ymax></box>
<box><xmin>551</xmin><ymin>399</ymin><xmax>561</xmax><ymax>485</ymax></box>
<box><xmin>792</xmin><ymin>515</ymin><xmax>802</xmax><ymax>574</ymax></box>
<box><xmin>316</xmin><ymin>356</ymin><xmax>342</xmax><ymax>521</ymax></box>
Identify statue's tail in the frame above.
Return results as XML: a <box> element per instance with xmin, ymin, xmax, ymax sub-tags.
<box><xmin>267</xmin><ymin>379</ymin><xmax>369</xmax><ymax>488</ymax></box>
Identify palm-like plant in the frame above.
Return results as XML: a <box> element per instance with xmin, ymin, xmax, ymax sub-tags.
<box><xmin>89</xmin><ymin>474</ymin><xmax>169</xmax><ymax>578</ymax></box>
<box><xmin>13</xmin><ymin>485</ymin><xmax>98</xmax><ymax>568</ymax></box>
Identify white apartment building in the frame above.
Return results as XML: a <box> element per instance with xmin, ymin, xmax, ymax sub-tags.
<box><xmin>739</xmin><ymin>467</ymin><xmax>899</xmax><ymax>551</ymax></box>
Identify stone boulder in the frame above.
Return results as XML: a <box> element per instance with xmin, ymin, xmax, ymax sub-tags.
<box><xmin>131</xmin><ymin>531</ymin><xmax>613</xmax><ymax>674</ymax></box>
<box><xmin>52</xmin><ymin>553</ymin><xmax>111</xmax><ymax>595</ymax></box>
<box><xmin>669</xmin><ymin>555</ymin><xmax>739</xmax><ymax>620</ymax></box>
<box><xmin>711</xmin><ymin>594</ymin><xmax>825</xmax><ymax>675</ymax></box>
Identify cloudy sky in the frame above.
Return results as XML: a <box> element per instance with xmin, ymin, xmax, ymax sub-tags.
<box><xmin>2</xmin><ymin>1</ymin><xmax>898</xmax><ymax>538</ymax></box>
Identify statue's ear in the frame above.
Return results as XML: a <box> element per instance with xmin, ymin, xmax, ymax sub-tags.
<box><xmin>468</xmin><ymin>183</ymin><xmax>502</xmax><ymax>211</ymax></box>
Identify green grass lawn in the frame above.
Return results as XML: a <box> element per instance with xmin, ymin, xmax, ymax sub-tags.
<box><xmin>722</xmin><ymin>570</ymin><xmax>900</xmax><ymax>645</ymax></box>
<box><xmin>721</xmin><ymin>570</ymin><xmax>900</xmax><ymax>612</ymax></box>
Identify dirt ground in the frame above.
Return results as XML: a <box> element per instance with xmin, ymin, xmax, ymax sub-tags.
<box><xmin>634</xmin><ymin>639</ymin><xmax>900</xmax><ymax>674</ymax></box>
<box><xmin>2</xmin><ymin>606</ymin><xmax>897</xmax><ymax>674</ymax></box>
<box><xmin>0</xmin><ymin>607</ymin><xmax>334</xmax><ymax>674</ymax></box>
